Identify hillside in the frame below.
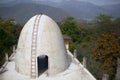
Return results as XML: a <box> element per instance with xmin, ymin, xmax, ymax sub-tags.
<box><xmin>38</xmin><ymin>1</ymin><xmax>120</xmax><ymax>21</ymax></box>
<box><xmin>57</xmin><ymin>1</ymin><xmax>111</xmax><ymax>21</ymax></box>
<box><xmin>0</xmin><ymin>1</ymin><xmax>120</xmax><ymax>23</ymax></box>
<box><xmin>0</xmin><ymin>3</ymin><xmax>69</xmax><ymax>24</ymax></box>
<box><xmin>101</xmin><ymin>4</ymin><xmax>120</xmax><ymax>18</ymax></box>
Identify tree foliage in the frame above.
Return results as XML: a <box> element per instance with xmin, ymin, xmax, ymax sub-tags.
<box><xmin>0</xmin><ymin>17</ymin><xmax>22</xmax><ymax>67</ymax></box>
<box><xmin>95</xmin><ymin>14</ymin><xmax>112</xmax><ymax>27</ymax></box>
<box><xmin>60</xmin><ymin>17</ymin><xmax>83</xmax><ymax>52</ymax></box>
<box><xmin>60</xmin><ymin>17</ymin><xmax>81</xmax><ymax>43</ymax></box>
<box><xmin>60</xmin><ymin>14</ymin><xmax>120</xmax><ymax>80</ymax></box>
<box><xmin>92</xmin><ymin>32</ymin><xmax>120</xmax><ymax>79</ymax></box>
<box><xmin>94</xmin><ymin>14</ymin><xmax>113</xmax><ymax>34</ymax></box>
<box><xmin>0</xmin><ymin>19</ymin><xmax>14</xmax><ymax>52</ymax></box>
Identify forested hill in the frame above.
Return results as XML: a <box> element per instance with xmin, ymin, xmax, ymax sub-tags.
<box><xmin>0</xmin><ymin>3</ymin><xmax>69</xmax><ymax>24</ymax></box>
<box><xmin>101</xmin><ymin>3</ymin><xmax>120</xmax><ymax>18</ymax></box>
<box><xmin>37</xmin><ymin>1</ymin><xmax>120</xmax><ymax>21</ymax></box>
<box><xmin>55</xmin><ymin>1</ymin><xmax>109</xmax><ymax>21</ymax></box>
<box><xmin>0</xmin><ymin>1</ymin><xmax>120</xmax><ymax>24</ymax></box>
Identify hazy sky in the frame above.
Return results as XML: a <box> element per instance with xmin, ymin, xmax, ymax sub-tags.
<box><xmin>0</xmin><ymin>0</ymin><xmax>120</xmax><ymax>5</ymax></box>
<box><xmin>79</xmin><ymin>0</ymin><xmax>120</xmax><ymax>5</ymax></box>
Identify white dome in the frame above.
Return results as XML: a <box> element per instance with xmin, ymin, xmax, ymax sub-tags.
<box><xmin>15</xmin><ymin>14</ymin><xmax>69</xmax><ymax>78</ymax></box>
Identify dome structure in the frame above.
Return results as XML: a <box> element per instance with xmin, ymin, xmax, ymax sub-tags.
<box><xmin>0</xmin><ymin>14</ymin><xmax>96</xmax><ymax>80</ymax></box>
<box><xmin>15</xmin><ymin>14</ymin><xmax>69</xmax><ymax>78</ymax></box>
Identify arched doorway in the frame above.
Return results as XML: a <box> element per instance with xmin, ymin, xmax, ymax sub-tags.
<box><xmin>37</xmin><ymin>55</ymin><xmax>48</xmax><ymax>76</ymax></box>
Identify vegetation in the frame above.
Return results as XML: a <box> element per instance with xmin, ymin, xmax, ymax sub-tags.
<box><xmin>92</xmin><ymin>33</ymin><xmax>120</xmax><ymax>79</ymax></box>
<box><xmin>0</xmin><ymin>17</ymin><xmax>22</xmax><ymax>67</ymax></box>
<box><xmin>60</xmin><ymin>14</ymin><xmax>120</xmax><ymax>80</ymax></box>
<box><xmin>60</xmin><ymin>17</ymin><xmax>81</xmax><ymax>52</ymax></box>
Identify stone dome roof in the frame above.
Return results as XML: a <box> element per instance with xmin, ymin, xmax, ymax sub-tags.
<box><xmin>15</xmin><ymin>14</ymin><xmax>69</xmax><ymax>78</ymax></box>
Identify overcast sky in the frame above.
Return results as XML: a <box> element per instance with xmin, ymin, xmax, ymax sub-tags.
<box><xmin>79</xmin><ymin>0</ymin><xmax>120</xmax><ymax>5</ymax></box>
<box><xmin>0</xmin><ymin>0</ymin><xmax>120</xmax><ymax>5</ymax></box>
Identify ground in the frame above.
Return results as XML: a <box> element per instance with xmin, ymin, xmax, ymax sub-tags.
<box><xmin>0</xmin><ymin>51</ymin><xmax>96</xmax><ymax>80</ymax></box>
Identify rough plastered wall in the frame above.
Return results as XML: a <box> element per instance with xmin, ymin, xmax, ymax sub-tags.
<box><xmin>36</xmin><ymin>15</ymin><xmax>69</xmax><ymax>76</ymax></box>
<box><xmin>15</xmin><ymin>16</ymin><xmax>35</xmax><ymax>76</ymax></box>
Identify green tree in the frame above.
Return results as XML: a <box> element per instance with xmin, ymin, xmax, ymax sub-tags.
<box><xmin>0</xmin><ymin>17</ymin><xmax>22</xmax><ymax>67</ymax></box>
<box><xmin>95</xmin><ymin>14</ymin><xmax>112</xmax><ymax>27</ymax></box>
<box><xmin>92</xmin><ymin>32</ymin><xmax>120</xmax><ymax>80</ymax></box>
<box><xmin>60</xmin><ymin>17</ymin><xmax>81</xmax><ymax>43</ymax></box>
<box><xmin>0</xmin><ymin>19</ymin><xmax>14</xmax><ymax>52</ymax></box>
<box><xmin>60</xmin><ymin>17</ymin><xmax>83</xmax><ymax>52</ymax></box>
<box><xmin>94</xmin><ymin>14</ymin><xmax>113</xmax><ymax>34</ymax></box>
<box><xmin>112</xmin><ymin>18</ymin><xmax>120</xmax><ymax>36</ymax></box>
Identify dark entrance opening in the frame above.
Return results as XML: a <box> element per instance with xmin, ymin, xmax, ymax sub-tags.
<box><xmin>37</xmin><ymin>55</ymin><xmax>48</xmax><ymax>76</ymax></box>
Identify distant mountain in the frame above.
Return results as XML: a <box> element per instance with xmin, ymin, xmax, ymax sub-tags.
<box><xmin>0</xmin><ymin>0</ymin><xmax>24</xmax><ymax>7</ymax></box>
<box><xmin>56</xmin><ymin>1</ymin><xmax>110</xmax><ymax>21</ymax></box>
<box><xmin>34</xmin><ymin>1</ymin><xmax>112</xmax><ymax>21</ymax></box>
<box><xmin>38</xmin><ymin>1</ymin><xmax>120</xmax><ymax>20</ymax></box>
<box><xmin>0</xmin><ymin>1</ymin><xmax>120</xmax><ymax>23</ymax></box>
<box><xmin>101</xmin><ymin>4</ymin><xmax>120</xmax><ymax>18</ymax></box>
<box><xmin>0</xmin><ymin>3</ymin><xmax>69</xmax><ymax>24</ymax></box>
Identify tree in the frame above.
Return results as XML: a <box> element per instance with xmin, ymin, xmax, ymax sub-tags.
<box><xmin>94</xmin><ymin>14</ymin><xmax>113</xmax><ymax>34</ymax></box>
<box><xmin>60</xmin><ymin>17</ymin><xmax>81</xmax><ymax>43</ymax></box>
<box><xmin>0</xmin><ymin>17</ymin><xmax>22</xmax><ymax>67</ymax></box>
<box><xmin>60</xmin><ymin>17</ymin><xmax>82</xmax><ymax>52</ymax></box>
<box><xmin>92</xmin><ymin>32</ymin><xmax>120</xmax><ymax>79</ymax></box>
<box><xmin>95</xmin><ymin>14</ymin><xmax>112</xmax><ymax>27</ymax></box>
<box><xmin>112</xmin><ymin>18</ymin><xmax>120</xmax><ymax>37</ymax></box>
